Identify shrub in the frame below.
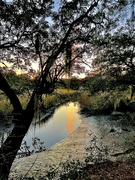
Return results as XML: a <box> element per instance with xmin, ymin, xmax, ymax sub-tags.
<box><xmin>80</xmin><ymin>91</ymin><xmax>114</xmax><ymax>114</ymax></box>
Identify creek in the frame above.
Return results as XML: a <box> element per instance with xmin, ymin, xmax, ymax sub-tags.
<box><xmin>20</xmin><ymin>102</ymin><xmax>82</xmax><ymax>153</ymax></box>
<box><xmin>1</xmin><ymin>103</ymin><xmax>135</xmax><ymax>160</ymax></box>
<box><xmin>0</xmin><ymin>102</ymin><xmax>82</xmax><ymax>154</ymax></box>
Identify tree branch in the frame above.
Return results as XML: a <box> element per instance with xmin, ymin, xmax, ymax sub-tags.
<box><xmin>42</xmin><ymin>0</ymin><xmax>99</xmax><ymax>79</ymax></box>
<box><xmin>0</xmin><ymin>72</ymin><xmax>22</xmax><ymax>113</ymax></box>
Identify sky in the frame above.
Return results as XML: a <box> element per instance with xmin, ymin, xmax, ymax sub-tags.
<box><xmin>2</xmin><ymin>0</ymin><xmax>59</xmax><ymax>74</ymax></box>
<box><xmin>54</xmin><ymin>0</ymin><xmax>60</xmax><ymax>11</ymax></box>
<box><xmin>4</xmin><ymin>0</ymin><xmax>133</xmax><ymax>78</ymax></box>
<box><xmin>2</xmin><ymin>0</ymin><xmax>89</xmax><ymax>78</ymax></box>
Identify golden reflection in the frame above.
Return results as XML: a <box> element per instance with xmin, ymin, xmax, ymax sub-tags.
<box><xmin>66</xmin><ymin>103</ymin><xmax>76</xmax><ymax>134</ymax></box>
<box><xmin>67</xmin><ymin>116</ymin><xmax>74</xmax><ymax>134</ymax></box>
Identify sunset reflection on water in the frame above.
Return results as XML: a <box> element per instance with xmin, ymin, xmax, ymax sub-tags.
<box><xmin>22</xmin><ymin>102</ymin><xmax>82</xmax><ymax>149</ymax></box>
<box><xmin>66</xmin><ymin>102</ymin><xmax>79</xmax><ymax>134</ymax></box>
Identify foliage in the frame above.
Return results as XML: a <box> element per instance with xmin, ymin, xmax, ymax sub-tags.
<box><xmin>42</xmin><ymin>136</ymin><xmax>110</xmax><ymax>180</ymax></box>
<box><xmin>4</xmin><ymin>72</ymin><xmax>35</xmax><ymax>95</ymax></box>
<box><xmin>0</xmin><ymin>92</ymin><xmax>31</xmax><ymax>114</ymax></box>
<box><xmin>80</xmin><ymin>91</ymin><xmax>113</xmax><ymax>114</ymax></box>
<box><xmin>85</xmin><ymin>136</ymin><xmax>109</xmax><ymax>164</ymax></box>
<box><xmin>93</xmin><ymin>19</ymin><xmax>135</xmax><ymax>86</ymax></box>
<box><xmin>56</xmin><ymin>88</ymin><xmax>76</xmax><ymax>95</ymax></box>
<box><xmin>42</xmin><ymin>94</ymin><xmax>59</xmax><ymax>109</ymax></box>
<box><xmin>0</xmin><ymin>0</ymin><xmax>53</xmax><ymax>71</ymax></box>
<box><xmin>17</xmin><ymin>138</ymin><xmax>46</xmax><ymax>158</ymax></box>
<box><xmin>18</xmin><ymin>94</ymin><xmax>31</xmax><ymax>109</ymax></box>
<box><xmin>0</xmin><ymin>93</ymin><xmax>13</xmax><ymax>114</ymax></box>
<box><xmin>0</xmin><ymin>88</ymin><xmax>78</xmax><ymax>116</ymax></box>
<box><xmin>115</xmin><ymin>112</ymin><xmax>135</xmax><ymax>127</ymax></box>
<box><xmin>80</xmin><ymin>91</ymin><xmax>90</xmax><ymax>107</ymax></box>
<box><xmin>55</xmin><ymin>79</ymin><xmax>67</xmax><ymax>89</ymax></box>
<box><xmin>45</xmin><ymin>160</ymin><xmax>84</xmax><ymax>180</ymax></box>
<box><xmin>79</xmin><ymin>86</ymin><xmax>134</xmax><ymax>115</ymax></box>
<box><xmin>70</xmin><ymin>78</ymin><xmax>82</xmax><ymax>90</ymax></box>
<box><xmin>0</xmin><ymin>0</ymin><xmax>132</xmax><ymax>178</ymax></box>
<box><xmin>82</xmin><ymin>76</ymin><xmax>117</xmax><ymax>95</ymax></box>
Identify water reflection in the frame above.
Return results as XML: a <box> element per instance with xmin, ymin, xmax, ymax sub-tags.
<box><xmin>23</xmin><ymin>102</ymin><xmax>82</xmax><ymax>150</ymax></box>
<box><xmin>67</xmin><ymin>103</ymin><xmax>78</xmax><ymax>134</ymax></box>
<box><xmin>0</xmin><ymin>102</ymin><xmax>82</xmax><ymax>153</ymax></box>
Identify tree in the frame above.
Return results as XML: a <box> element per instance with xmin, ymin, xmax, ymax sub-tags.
<box><xmin>0</xmin><ymin>0</ymin><xmax>129</xmax><ymax>178</ymax></box>
<box><xmin>93</xmin><ymin>2</ymin><xmax>135</xmax><ymax>87</ymax></box>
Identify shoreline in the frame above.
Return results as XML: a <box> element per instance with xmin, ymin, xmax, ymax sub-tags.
<box><xmin>9</xmin><ymin>118</ymin><xmax>92</xmax><ymax>179</ymax></box>
<box><xmin>9</xmin><ymin>114</ymin><xmax>135</xmax><ymax>179</ymax></box>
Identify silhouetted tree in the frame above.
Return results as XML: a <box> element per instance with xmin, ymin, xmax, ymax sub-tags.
<box><xmin>93</xmin><ymin>4</ymin><xmax>135</xmax><ymax>87</ymax></box>
<box><xmin>0</xmin><ymin>0</ymin><xmax>129</xmax><ymax>178</ymax></box>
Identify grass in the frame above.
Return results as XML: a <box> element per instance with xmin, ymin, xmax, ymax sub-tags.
<box><xmin>0</xmin><ymin>93</ymin><xmax>13</xmax><ymax>114</ymax></box>
<box><xmin>56</xmin><ymin>88</ymin><xmax>77</xmax><ymax>95</ymax></box>
<box><xmin>18</xmin><ymin>94</ymin><xmax>30</xmax><ymax>109</ymax></box>
<box><xmin>79</xmin><ymin>91</ymin><xmax>113</xmax><ymax>114</ymax></box>
<box><xmin>1</xmin><ymin>86</ymin><xmax>134</xmax><ymax>116</ymax></box>
<box><xmin>79</xmin><ymin>87</ymin><xmax>135</xmax><ymax>115</ymax></box>
<box><xmin>0</xmin><ymin>88</ymin><xmax>78</xmax><ymax>115</ymax></box>
<box><xmin>42</xmin><ymin>94</ymin><xmax>58</xmax><ymax>108</ymax></box>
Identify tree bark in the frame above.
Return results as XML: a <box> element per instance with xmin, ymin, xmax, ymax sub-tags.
<box><xmin>0</xmin><ymin>73</ymin><xmax>22</xmax><ymax>113</ymax></box>
<box><xmin>0</xmin><ymin>94</ymin><xmax>35</xmax><ymax>179</ymax></box>
<box><xmin>0</xmin><ymin>2</ymin><xmax>100</xmax><ymax>178</ymax></box>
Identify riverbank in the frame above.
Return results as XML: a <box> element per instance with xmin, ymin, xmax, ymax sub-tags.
<box><xmin>9</xmin><ymin>119</ymin><xmax>92</xmax><ymax>179</ymax></box>
<box><xmin>9</xmin><ymin>115</ymin><xmax>135</xmax><ymax>179</ymax></box>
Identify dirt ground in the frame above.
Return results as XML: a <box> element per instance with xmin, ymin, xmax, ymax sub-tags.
<box><xmin>79</xmin><ymin>160</ymin><xmax>135</xmax><ymax>180</ymax></box>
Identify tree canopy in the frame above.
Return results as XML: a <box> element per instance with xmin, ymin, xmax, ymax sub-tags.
<box><xmin>1</xmin><ymin>0</ymin><xmax>130</xmax><ymax>79</ymax></box>
<box><xmin>0</xmin><ymin>0</ymin><xmax>133</xmax><ymax>179</ymax></box>
<box><xmin>93</xmin><ymin>2</ymin><xmax>135</xmax><ymax>85</ymax></box>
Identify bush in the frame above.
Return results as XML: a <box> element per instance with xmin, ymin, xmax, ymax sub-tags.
<box><xmin>80</xmin><ymin>91</ymin><xmax>114</xmax><ymax>115</ymax></box>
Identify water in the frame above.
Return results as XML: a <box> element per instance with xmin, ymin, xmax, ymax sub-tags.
<box><xmin>1</xmin><ymin>107</ymin><xmax>135</xmax><ymax>160</ymax></box>
<box><xmin>22</xmin><ymin>102</ymin><xmax>82</xmax><ymax>151</ymax></box>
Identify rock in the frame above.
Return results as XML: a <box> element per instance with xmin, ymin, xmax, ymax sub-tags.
<box><xmin>111</xmin><ymin>111</ymin><xmax>124</xmax><ymax>116</ymax></box>
<box><xmin>121</xmin><ymin>128</ymin><xmax>130</xmax><ymax>132</ymax></box>
<box><xmin>109</xmin><ymin>128</ymin><xmax>115</xmax><ymax>133</ymax></box>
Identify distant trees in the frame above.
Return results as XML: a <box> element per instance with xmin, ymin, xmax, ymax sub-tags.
<box><xmin>0</xmin><ymin>0</ymin><xmax>130</xmax><ymax>179</ymax></box>
<box><xmin>93</xmin><ymin>9</ymin><xmax>135</xmax><ymax>87</ymax></box>
<box><xmin>4</xmin><ymin>72</ymin><xmax>34</xmax><ymax>94</ymax></box>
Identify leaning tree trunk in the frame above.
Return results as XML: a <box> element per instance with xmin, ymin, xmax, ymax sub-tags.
<box><xmin>0</xmin><ymin>71</ymin><xmax>54</xmax><ymax>179</ymax></box>
<box><xmin>0</xmin><ymin>95</ymin><xmax>35</xmax><ymax>179</ymax></box>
